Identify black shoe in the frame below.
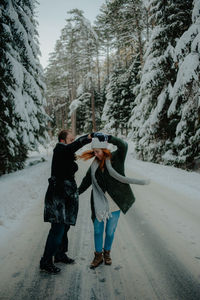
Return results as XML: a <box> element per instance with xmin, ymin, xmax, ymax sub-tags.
<box><xmin>54</xmin><ymin>254</ymin><xmax>75</xmax><ymax>264</ymax></box>
<box><xmin>40</xmin><ymin>262</ymin><xmax>61</xmax><ymax>274</ymax></box>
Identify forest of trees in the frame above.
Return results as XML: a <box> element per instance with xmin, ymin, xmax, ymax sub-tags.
<box><xmin>0</xmin><ymin>0</ymin><xmax>199</xmax><ymax>174</ymax></box>
<box><xmin>45</xmin><ymin>0</ymin><xmax>200</xmax><ymax>170</ymax></box>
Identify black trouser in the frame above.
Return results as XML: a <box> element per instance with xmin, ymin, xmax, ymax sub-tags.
<box><xmin>42</xmin><ymin>223</ymin><xmax>70</xmax><ymax>264</ymax></box>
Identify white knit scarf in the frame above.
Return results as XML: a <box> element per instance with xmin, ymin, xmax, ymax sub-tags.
<box><xmin>91</xmin><ymin>158</ymin><xmax>149</xmax><ymax>222</ymax></box>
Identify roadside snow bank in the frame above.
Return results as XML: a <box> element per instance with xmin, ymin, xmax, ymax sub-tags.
<box><xmin>0</xmin><ymin>146</ymin><xmax>52</xmax><ymax>241</ymax></box>
<box><xmin>127</xmin><ymin>141</ymin><xmax>200</xmax><ymax>200</ymax></box>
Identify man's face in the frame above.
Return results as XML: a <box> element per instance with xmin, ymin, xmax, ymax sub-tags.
<box><xmin>65</xmin><ymin>133</ymin><xmax>75</xmax><ymax>144</ymax></box>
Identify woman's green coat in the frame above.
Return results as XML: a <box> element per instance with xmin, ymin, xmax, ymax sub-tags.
<box><xmin>78</xmin><ymin>136</ymin><xmax>135</xmax><ymax>221</ymax></box>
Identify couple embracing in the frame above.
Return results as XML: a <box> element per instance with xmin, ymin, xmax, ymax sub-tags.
<box><xmin>40</xmin><ymin>130</ymin><xmax>149</xmax><ymax>274</ymax></box>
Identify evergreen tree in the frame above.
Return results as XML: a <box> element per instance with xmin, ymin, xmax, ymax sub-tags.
<box><xmin>95</xmin><ymin>3</ymin><xmax>113</xmax><ymax>78</ymax></box>
<box><xmin>0</xmin><ymin>0</ymin><xmax>48</xmax><ymax>175</ymax></box>
<box><xmin>96</xmin><ymin>0</ymin><xmax>145</xmax><ymax>136</ymax></box>
<box><xmin>102</xmin><ymin>66</ymin><xmax>135</xmax><ymax>135</ymax></box>
<box><xmin>129</xmin><ymin>0</ymin><xmax>192</xmax><ymax>163</ymax></box>
<box><xmin>167</xmin><ymin>0</ymin><xmax>200</xmax><ymax>167</ymax></box>
<box><xmin>45</xmin><ymin>39</ymin><xmax>72</xmax><ymax>132</ymax></box>
<box><xmin>45</xmin><ymin>17</ymin><xmax>84</xmax><ymax>133</ymax></box>
<box><xmin>46</xmin><ymin>9</ymin><xmax>103</xmax><ymax>134</ymax></box>
<box><xmin>68</xmin><ymin>9</ymin><xmax>100</xmax><ymax>132</ymax></box>
<box><xmin>95</xmin><ymin>0</ymin><xmax>146</xmax><ymax>69</ymax></box>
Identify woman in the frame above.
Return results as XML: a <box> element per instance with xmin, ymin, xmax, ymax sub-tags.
<box><xmin>40</xmin><ymin>130</ymin><xmax>92</xmax><ymax>274</ymax></box>
<box><xmin>78</xmin><ymin>133</ymin><xmax>149</xmax><ymax>268</ymax></box>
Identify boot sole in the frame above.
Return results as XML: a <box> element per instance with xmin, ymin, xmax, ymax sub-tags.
<box><xmin>54</xmin><ymin>260</ymin><xmax>75</xmax><ymax>264</ymax></box>
<box><xmin>90</xmin><ymin>259</ymin><xmax>103</xmax><ymax>269</ymax></box>
<box><xmin>40</xmin><ymin>269</ymin><xmax>61</xmax><ymax>275</ymax></box>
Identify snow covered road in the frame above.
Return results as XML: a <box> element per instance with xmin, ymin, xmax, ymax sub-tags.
<box><xmin>0</xmin><ymin>155</ymin><xmax>200</xmax><ymax>300</ymax></box>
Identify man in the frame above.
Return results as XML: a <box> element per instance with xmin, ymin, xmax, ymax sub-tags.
<box><xmin>40</xmin><ymin>130</ymin><xmax>92</xmax><ymax>274</ymax></box>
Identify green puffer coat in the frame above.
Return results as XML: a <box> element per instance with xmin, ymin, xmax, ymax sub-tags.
<box><xmin>78</xmin><ymin>136</ymin><xmax>135</xmax><ymax>221</ymax></box>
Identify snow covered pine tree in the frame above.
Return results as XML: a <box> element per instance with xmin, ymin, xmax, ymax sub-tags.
<box><xmin>129</xmin><ymin>0</ymin><xmax>193</xmax><ymax>167</ymax></box>
<box><xmin>167</xmin><ymin>0</ymin><xmax>200</xmax><ymax>168</ymax></box>
<box><xmin>0</xmin><ymin>0</ymin><xmax>48</xmax><ymax>175</ymax></box>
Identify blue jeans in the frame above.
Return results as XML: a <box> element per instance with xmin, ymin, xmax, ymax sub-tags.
<box><xmin>93</xmin><ymin>210</ymin><xmax>120</xmax><ymax>252</ymax></box>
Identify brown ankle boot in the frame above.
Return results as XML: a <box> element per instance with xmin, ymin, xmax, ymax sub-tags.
<box><xmin>104</xmin><ymin>250</ymin><xmax>112</xmax><ymax>265</ymax></box>
<box><xmin>90</xmin><ymin>252</ymin><xmax>103</xmax><ymax>269</ymax></box>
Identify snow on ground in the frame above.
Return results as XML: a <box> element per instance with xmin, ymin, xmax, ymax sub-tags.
<box><xmin>0</xmin><ymin>144</ymin><xmax>53</xmax><ymax>242</ymax></box>
<box><xmin>127</xmin><ymin>141</ymin><xmax>200</xmax><ymax>200</ymax></box>
<box><xmin>0</xmin><ymin>139</ymin><xmax>199</xmax><ymax>245</ymax></box>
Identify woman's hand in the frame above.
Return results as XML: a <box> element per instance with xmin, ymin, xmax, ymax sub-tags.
<box><xmin>91</xmin><ymin>132</ymin><xmax>108</xmax><ymax>141</ymax></box>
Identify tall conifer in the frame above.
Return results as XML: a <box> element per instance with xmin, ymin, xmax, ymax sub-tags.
<box><xmin>0</xmin><ymin>0</ymin><xmax>48</xmax><ymax>175</ymax></box>
<box><xmin>129</xmin><ymin>0</ymin><xmax>192</xmax><ymax>164</ymax></box>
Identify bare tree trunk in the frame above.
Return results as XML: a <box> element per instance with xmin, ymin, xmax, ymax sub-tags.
<box><xmin>96</xmin><ymin>45</ymin><xmax>101</xmax><ymax>93</ymax></box>
<box><xmin>71</xmin><ymin>83</ymin><xmax>76</xmax><ymax>136</ymax></box>
<box><xmin>117</xmin><ymin>42</ymin><xmax>121</xmax><ymax>69</ymax></box>
<box><xmin>125</xmin><ymin>47</ymin><xmax>128</xmax><ymax>68</ymax></box>
<box><xmin>62</xmin><ymin>106</ymin><xmax>64</xmax><ymax>129</ymax></box>
<box><xmin>71</xmin><ymin>111</ymin><xmax>76</xmax><ymax>136</ymax></box>
<box><xmin>135</xmin><ymin>16</ymin><xmax>143</xmax><ymax>65</ymax></box>
<box><xmin>106</xmin><ymin>40</ymin><xmax>110</xmax><ymax>78</ymax></box>
<box><xmin>145</xmin><ymin>7</ymin><xmax>150</xmax><ymax>41</ymax></box>
<box><xmin>91</xmin><ymin>87</ymin><xmax>97</xmax><ymax>131</ymax></box>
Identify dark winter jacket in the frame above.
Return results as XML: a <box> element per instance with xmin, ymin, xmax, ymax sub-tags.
<box><xmin>44</xmin><ymin>134</ymin><xmax>91</xmax><ymax>225</ymax></box>
<box><xmin>78</xmin><ymin>136</ymin><xmax>135</xmax><ymax>221</ymax></box>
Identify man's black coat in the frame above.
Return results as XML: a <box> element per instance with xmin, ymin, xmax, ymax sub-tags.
<box><xmin>44</xmin><ymin>135</ymin><xmax>90</xmax><ymax>225</ymax></box>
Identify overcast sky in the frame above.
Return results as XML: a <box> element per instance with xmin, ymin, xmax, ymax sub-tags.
<box><xmin>36</xmin><ymin>0</ymin><xmax>105</xmax><ymax>69</ymax></box>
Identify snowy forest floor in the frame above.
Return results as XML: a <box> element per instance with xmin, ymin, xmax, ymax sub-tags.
<box><xmin>0</xmin><ymin>142</ymin><xmax>200</xmax><ymax>300</ymax></box>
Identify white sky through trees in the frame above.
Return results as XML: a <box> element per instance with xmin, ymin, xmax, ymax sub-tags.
<box><xmin>37</xmin><ymin>0</ymin><xmax>105</xmax><ymax>68</ymax></box>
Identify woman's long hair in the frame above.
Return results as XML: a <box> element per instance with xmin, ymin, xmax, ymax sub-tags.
<box><xmin>78</xmin><ymin>149</ymin><xmax>112</xmax><ymax>170</ymax></box>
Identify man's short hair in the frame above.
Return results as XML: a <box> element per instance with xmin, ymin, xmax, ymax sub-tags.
<box><xmin>58</xmin><ymin>130</ymin><xmax>69</xmax><ymax>142</ymax></box>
